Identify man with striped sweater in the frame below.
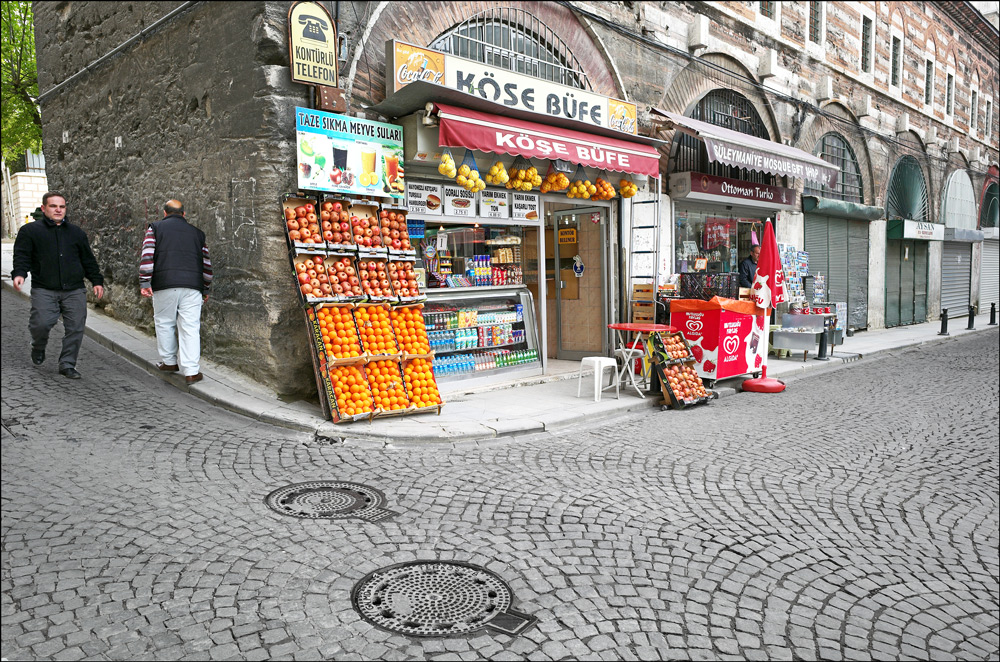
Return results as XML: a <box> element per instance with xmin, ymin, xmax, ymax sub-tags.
<box><xmin>139</xmin><ymin>199</ymin><xmax>213</xmax><ymax>385</ymax></box>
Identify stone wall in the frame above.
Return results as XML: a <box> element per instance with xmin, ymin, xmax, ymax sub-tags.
<box><xmin>34</xmin><ymin>1</ymin><xmax>319</xmax><ymax>396</ymax></box>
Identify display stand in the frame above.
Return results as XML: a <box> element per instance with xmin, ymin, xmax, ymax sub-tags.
<box><xmin>649</xmin><ymin>332</ymin><xmax>714</xmax><ymax>410</ymax></box>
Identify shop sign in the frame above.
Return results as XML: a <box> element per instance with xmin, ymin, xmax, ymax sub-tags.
<box><xmin>406</xmin><ymin>181</ymin><xmax>442</xmax><ymax>215</ymax></box>
<box><xmin>443</xmin><ymin>186</ymin><xmax>476</xmax><ymax>217</ymax></box>
<box><xmin>288</xmin><ymin>2</ymin><xmax>339</xmax><ymax>87</ymax></box>
<box><xmin>898</xmin><ymin>219</ymin><xmax>944</xmax><ymax>241</ymax></box>
<box><xmin>296</xmin><ymin>107</ymin><xmax>404</xmax><ymax>199</ymax></box>
<box><xmin>704</xmin><ymin>138</ymin><xmax>836</xmax><ymax>188</ymax></box>
<box><xmin>670</xmin><ymin>172</ymin><xmax>797</xmax><ymax>209</ymax></box>
<box><xmin>558</xmin><ymin>228</ymin><xmax>577</xmax><ymax>244</ymax></box>
<box><xmin>511</xmin><ymin>192</ymin><xmax>540</xmax><ymax>222</ymax></box>
<box><xmin>387</xmin><ymin>40</ymin><xmax>638</xmax><ymax>135</ymax></box>
<box><xmin>479</xmin><ymin>189</ymin><xmax>511</xmax><ymax>219</ymax></box>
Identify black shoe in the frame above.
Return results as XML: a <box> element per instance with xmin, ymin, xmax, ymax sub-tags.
<box><xmin>59</xmin><ymin>367</ymin><xmax>81</xmax><ymax>380</ymax></box>
<box><xmin>31</xmin><ymin>348</ymin><xmax>45</xmax><ymax>365</ymax></box>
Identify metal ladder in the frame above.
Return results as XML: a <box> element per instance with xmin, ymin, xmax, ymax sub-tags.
<box><xmin>625</xmin><ymin>177</ymin><xmax>663</xmax><ymax>323</ymax></box>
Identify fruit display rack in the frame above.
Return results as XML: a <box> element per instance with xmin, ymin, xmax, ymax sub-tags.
<box><xmin>649</xmin><ymin>331</ymin><xmax>714</xmax><ymax>411</ymax></box>
<box><xmin>283</xmin><ymin>190</ymin><xmax>443</xmax><ymax>423</ymax></box>
<box><xmin>650</xmin><ymin>331</ymin><xmax>695</xmax><ymax>365</ymax></box>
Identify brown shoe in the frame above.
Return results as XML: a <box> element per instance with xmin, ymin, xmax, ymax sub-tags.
<box><xmin>157</xmin><ymin>363</ymin><xmax>179</xmax><ymax>372</ymax></box>
<box><xmin>185</xmin><ymin>373</ymin><xmax>203</xmax><ymax>384</ymax></box>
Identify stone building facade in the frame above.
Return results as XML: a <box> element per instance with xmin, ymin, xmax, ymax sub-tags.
<box><xmin>33</xmin><ymin>1</ymin><xmax>999</xmax><ymax>394</ymax></box>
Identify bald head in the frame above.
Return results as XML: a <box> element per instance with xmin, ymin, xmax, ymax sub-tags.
<box><xmin>164</xmin><ymin>199</ymin><xmax>184</xmax><ymax>215</ymax></box>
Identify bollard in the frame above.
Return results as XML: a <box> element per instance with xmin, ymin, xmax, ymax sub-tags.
<box><xmin>815</xmin><ymin>318</ymin><xmax>830</xmax><ymax>361</ymax></box>
<box><xmin>967</xmin><ymin>305</ymin><xmax>975</xmax><ymax>330</ymax></box>
<box><xmin>990</xmin><ymin>302</ymin><xmax>997</xmax><ymax>326</ymax></box>
<box><xmin>938</xmin><ymin>309</ymin><xmax>950</xmax><ymax>336</ymax></box>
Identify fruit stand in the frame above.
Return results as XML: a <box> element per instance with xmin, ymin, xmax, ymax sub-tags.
<box><xmin>648</xmin><ymin>331</ymin><xmax>714</xmax><ymax>410</ymax></box>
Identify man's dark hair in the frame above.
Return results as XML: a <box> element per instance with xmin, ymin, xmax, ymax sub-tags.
<box><xmin>164</xmin><ymin>200</ymin><xmax>184</xmax><ymax>214</ymax></box>
<box><xmin>42</xmin><ymin>191</ymin><xmax>67</xmax><ymax>205</ymax></box>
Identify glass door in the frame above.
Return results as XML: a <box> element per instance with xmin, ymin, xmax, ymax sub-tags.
<box><xmin>547</xmin><ymin>207</ymin><xmax>609</xmax><ymax>360</ymax></box>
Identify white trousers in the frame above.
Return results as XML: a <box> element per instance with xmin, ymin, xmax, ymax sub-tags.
<box><xmin>152</xmin><ymin>288</ymin><xmax>203</xmax><ymax>377</ymax></box>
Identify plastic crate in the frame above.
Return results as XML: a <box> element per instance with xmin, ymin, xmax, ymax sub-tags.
<box><xmin>679</xmin><ymin>272</ymin><xmax>739</xmax><ymax>300</ymax></box>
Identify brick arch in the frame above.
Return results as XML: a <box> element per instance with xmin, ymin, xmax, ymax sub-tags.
<box><xmin>796</xmin><ymin>102</ymin><xmax>876</xmax><ymax>204</ymax></box>
<box><xmin>346</xmin><ymin>1</ymin><xmax>619</xmax><ymax>109</ymax></box>
<box><xmin>656</xmin><ymin>52</ymin><xmax>780</xmax><ymax>143</ymax></box>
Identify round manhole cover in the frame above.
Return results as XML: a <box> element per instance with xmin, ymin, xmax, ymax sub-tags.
<box><xmin>352</xmin><ymin>561</ymin><xmax>535</xmax><ymax>637</ymax></box>
<box><xmin>265</xmin><ymin>481</ymin><xmax>396</xmax><ymax>522</ymax></box>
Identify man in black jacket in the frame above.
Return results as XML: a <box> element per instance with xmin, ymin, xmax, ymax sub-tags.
<box><xmin>139</xmin><ymin>199</ymin><xmax>213</xmax><ymax>385</ymax></box>
<box><xmin>12</xmin><ymin>192</ymin><xmax>105</xmax><ymax>379</ymax></box>
<box><xmin>738</xmin><ymin>245</ymin><xmax>761</xmax><ymax>289</ymax></box>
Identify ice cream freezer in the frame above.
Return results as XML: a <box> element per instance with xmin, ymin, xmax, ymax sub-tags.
<box><xmin>669</xmin><ymin>297</ymin><xmax>767</xmax><ymax>384</ymax></box>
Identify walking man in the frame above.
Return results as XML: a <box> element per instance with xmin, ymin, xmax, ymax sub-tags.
<box><xmin>12</xmin><ymin>191</ymin><xmax>105</xmax><ymax>379</ymax></box>
<box><xmin>139</xmin><ymin>199</ymin><xmax>213</xmax><ymax>385</ymax></box>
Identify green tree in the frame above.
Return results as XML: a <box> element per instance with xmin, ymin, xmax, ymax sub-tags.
<box><xmin>1</xmin><ymin>0</ymin><xmax>41</xmax><ymax>163</ymax></box>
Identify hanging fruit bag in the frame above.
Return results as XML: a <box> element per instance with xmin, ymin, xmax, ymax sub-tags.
<box><xmin>437</xmin><ymin>148</ymin><xmax>457</xmax><ymax>178</ymax></box>
<box><xmin>619</xmin><ymin>174</ymin><xmax>639</xmax><ymax>198</ymax></box>
<box><xmin>567</xmin><ymin>164</ymin><xmax>597</xmax><ymax>199</ymax></box>
<box><xmin>540</xmin><ymin>160</ymin><xmax>572</xmax><ymax>192</ymax></box>
<box><xmin>592</xmin><ymin>170</ymin><xmax>617</xmax><ymax>201</ymax></box>
<box><xmin>485</xmin><ymin>158</ymin><xmax>510</xmax><ymax>186</ymax></box>
<box><xmin>506</xmin><ymin>156</ymin><xmax>541</xmax><ymax>192</ymax></box>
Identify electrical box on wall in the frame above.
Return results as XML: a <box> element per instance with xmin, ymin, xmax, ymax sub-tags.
<box><xmin>400</xmin><ymin>112</ymin><xmax>444</xmax><ymax>164</ymax></box>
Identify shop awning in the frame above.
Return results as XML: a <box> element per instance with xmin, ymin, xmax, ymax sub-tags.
<box><xmin>433</xmin><ymin>103</ymin><xmax>661</xmax><ymax>177</ymax></box>
<box><xmin>802</xmin><ymin>195</ymin><xmax>884</xmax><ymax>221</ymax></box>
<box><xmin>651</xmin><ymin>108</ymin><xmax>839</xmax><ymax>188</ymax></box>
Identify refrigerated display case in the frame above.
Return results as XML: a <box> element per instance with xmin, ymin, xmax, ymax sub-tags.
<box><xmin>423</xmin><ymin>285</ymin><xmax>542</xmax><ymax>387</ymax></box>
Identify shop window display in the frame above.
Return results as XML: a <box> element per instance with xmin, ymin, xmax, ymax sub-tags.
<box><xmin>674</xmin><ymin>207</ymin><xmax>769</xmax><ymax>275</ymax></box>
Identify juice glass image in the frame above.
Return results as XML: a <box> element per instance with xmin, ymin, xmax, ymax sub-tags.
<box><xmin>386</xmin><ymin>155</ymin><xmax>400</xmax><ymax>184</ymax></box>
<box><xmin>361</xmin><ymin>150</ymin><xmax>378</xmax><ymax>186</ymax></box>
<box><xmin>333</xmin><ymin>147</ymin><xmax>348</xmax><ymax>170</ymax></box>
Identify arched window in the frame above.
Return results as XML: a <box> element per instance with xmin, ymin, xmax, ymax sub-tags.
<box><xmin>430</xmin><ymin>8</ymin><xmax>588</xmax><ymax>89</ymax></box>
<box><xmin>941</xmin><ymin>170</ymin><xmax>977</xmax><ymax>230</ymax></box>
<box><xmin>886</xmin><ymin>155</ymin><xmax>929</xmax><ymax>222</ymax></box>
<box><xmin>805</xmin><ymin>133</ymin><xmax>863</xmax><ymax>203</ymax></box>
<box><xmin>672</xmin><ymin>89</ymin><xmax>775</xmax><ymax>186</ymax></box>
<box><xmin>981</xmin><ymin>183</ymin><xmax>998</xmax><ymax>229</ymax></box>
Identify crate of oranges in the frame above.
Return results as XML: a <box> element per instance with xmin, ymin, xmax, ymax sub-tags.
<box><xmin>365</xmin><ymin>358</ymin><xmax>410</xmax><ymax>416</ymax></box>
<box><xmin>354</xmin><ymin>303</ymin><xmax>400</xmax><ymax>358</ymax></box>
<box><xmin>311</xmin><ymin>304</ymin><xmax>363</xmax><ymax>363</ymax></box>
<box><xmin>402</xmin><ymin>357</ymin><xmax>444</xmax><ymax>413</ymax></box>
<box><xmin>390</xmin><ymin>304</ymin><xmax>431</xmax><ymax>357</ymax></box>
<box><xmin>328</xmin><ymin>363</ymin><xmax>376</xmax><ymax>422</ymax></box>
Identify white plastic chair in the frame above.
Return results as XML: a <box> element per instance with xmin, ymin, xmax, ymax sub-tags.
<box><xmin>614</xmin><ymin>347</ymin><xmax>646</xmax><ymax>399</ymax></box>
<box><xmin>577</xmin><ymin>357</ymin><xmax>619</xmax><ymax>402</ymax></box>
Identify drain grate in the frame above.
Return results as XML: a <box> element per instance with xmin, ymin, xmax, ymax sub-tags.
<box><xmin>352</xmin><ymin>561</ymin><xmax>535</xmax><ymax>637</ymax></box>
<box><xmin>264</xmin><ymin>481</ymin><xmax>397</xmax><ymax>522</ymax></box>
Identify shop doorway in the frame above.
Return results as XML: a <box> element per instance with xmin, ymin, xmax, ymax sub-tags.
<box><xmin>544</xmin><ymin>205</ymin><xmax>609</xmax><ymax>360</ymax></box>
<box><xmin>885</xmin><ymin>239</ymin><xmax>928</xmax><ymax>327</ymax></box>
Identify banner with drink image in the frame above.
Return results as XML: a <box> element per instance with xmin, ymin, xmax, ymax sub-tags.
<box><xmin>295</xmin><ymin>107</ymin><xmax>405</xmax><ymax>199</ymax></box>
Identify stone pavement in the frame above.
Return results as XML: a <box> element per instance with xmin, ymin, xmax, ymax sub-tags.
<box><xmin>2</xmin><ymin>235</ymin><xmax>997</xmax><ymax>444</ymax></box>
<box><xmin>2</xmin><ymin>283</ymin><xmax>997</xmax><ymax>661</ymax></box>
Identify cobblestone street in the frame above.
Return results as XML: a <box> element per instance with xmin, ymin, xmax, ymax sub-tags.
<box><xmin>2</xmin><ymin>287</ymin><xmax>998</xmax><ymax>661</ymax></box>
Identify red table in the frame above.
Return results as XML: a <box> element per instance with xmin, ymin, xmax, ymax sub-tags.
<box><xmin>608</xmin><ymin>323</ymin><xmax>677</xmax><ymax>396</ymax></box>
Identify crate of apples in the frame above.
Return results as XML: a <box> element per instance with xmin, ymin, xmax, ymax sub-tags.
<box><xmin>366</xmin><ymin>359</ymin><xmax>409</xmax><ymax>414</ymax></box>
<box><xmin>326</xmin><ymin>255</ymin><xmax>364</xmax><ymax>299</ymax></box>
<box><xmin>388</xmin><ymin>260</ymin><xmax>421</xmax><ymax>299</ymax></box>
<box><xmin>390</xmin><ymin>304</ymin><xmax>430</xmax><ymax>355</ymax></box>
<box><xmin>349</xmin><ymin>203</ymin><xmax>384</xmax><ymax>250</ymax></box>
<box><xmin>330</xmin><ymin>364</ymin><xmax>375</xmax><ymax>421</ymax></box>
<box><xmin>283</xmin><ymin>197</ymin><xmax>325</xmax><ymax>248</ymax></box>
<box><xmin>379</xmin><ymin>209</ymin><xmax>413</xmax><ymax>253</ymax></box>
<box><xmin>355</xmin><ymin>304</ymin><xmax>399</xmax><ymax>356</ymax></box>
<box><xmin>402</xmin><ymin>358</ymin><xmax>443</xmax><ymax>410</ymax></box>
<box><xmin>322</xmin><ymin>198</ymin><xmax>354</xmax><ymax>248</ymax></box>
<box><xmin>659</xmin><ymin>333</ymin><xmax>691</xmax><ymax>362</ymax></box>
<box><xmin>661</xmin><ymin>363</ymin><xmax>709</xmax><ymax>407</ymax></box>
<box><xmin>315</xmin><ymin>305</ymin><xmax>362</xmax><ymax>360</ymax></box>
<box><xmin>295</xmin><ymin>254</ymin><xmax>335</xmax><ymax>301</ymax></box>
<box><xmin>357</xmin><ymin>258</ymin><xmax>395</xmax><ymax>301</ymax></box>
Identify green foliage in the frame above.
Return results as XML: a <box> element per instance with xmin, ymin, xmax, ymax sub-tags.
<box><xmin>1</xmin><ymin>1</ymin><xmax>41</xmax><ymax>163</ymax></box>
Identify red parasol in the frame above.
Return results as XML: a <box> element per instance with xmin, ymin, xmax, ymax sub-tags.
<box><xmin>743</xmin><ymin>219</ymin><xmax>786</xmax><ymax>393</ymax></box>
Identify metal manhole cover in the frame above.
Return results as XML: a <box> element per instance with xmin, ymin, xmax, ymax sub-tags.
<box><xmin>352</xmin><ymin>561</ymin><xmax>535</xmax><ymax>637</ymax></box>
<box><xmin>265</xmin><ymin>481</ymin><xmax>397</xmax><ymax>522</ymax></box>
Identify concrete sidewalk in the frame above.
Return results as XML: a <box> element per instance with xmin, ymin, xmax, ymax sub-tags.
<box><xmin>4</xmin><ymin>239</ymin><xmax>996</xmax><ymax>445</ymax></box>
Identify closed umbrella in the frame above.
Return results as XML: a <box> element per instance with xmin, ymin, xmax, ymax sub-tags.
<box><xmin>742</xmin><ymin>219</ymin><xmax>786</xmax><ymax>393</ymax></box>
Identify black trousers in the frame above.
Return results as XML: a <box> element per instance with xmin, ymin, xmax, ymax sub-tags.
<box><xmin>29</xmin><ymin>287</ymin><xmax>88</xmax><ymax>369</ymax></box>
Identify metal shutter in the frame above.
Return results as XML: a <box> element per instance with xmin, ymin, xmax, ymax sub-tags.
<box><xmin>886</xmin><ymin>240</ymin><xmax>901</xmax><ymax>327</ymax></box>
<box><xmin>828</xmin><ymin>218</ymin><xmax>849</xmax><ymax>308</ymax></box>
<box><xmin>847</xmin><ymin>220</ymin><xmax>869</xmax><ymax>329</ymax></box>
<box><xmin>901</xmin><ymin>241</ymin><xmax>916</xmax><ymax>324</ymax></box>
<box><xmin>941</xmin><ymin>241</ymin><xmax>972</xmax><ymax>317</ymax></box>
<box><xmin>913</xmin><ymin>241</ymin><xmax>928</xmax><ymax>324</ymax></box>
<box><xmin>804</xmin><ymin>215</ymin><xmax>828</xmax><ymax>300</ymax></box>
<box><xmin>980</xmin><ymin>240</ymin><xmax>999</xmax><ymax>313</ymax></box>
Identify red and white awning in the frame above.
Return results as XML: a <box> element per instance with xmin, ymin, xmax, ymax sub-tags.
<box><xmin>433</xmin><ymin>103</ymin><xmax>661</xmax><ymax>177</ymax></box>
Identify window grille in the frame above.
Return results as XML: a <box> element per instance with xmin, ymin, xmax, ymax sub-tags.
<box><xmin>987</xmin><ymin>100</ymin><xmax>993</xmax><ymax>137</ymax></box>
<box><xmin>971</xmin><ymin>90</ymin><xmax>978</xmax><ymax>132</ymax></box>
<box><xmin>760</xmin><ymin>1</ymin><xmax>775</xmax><ymax>19</ymax></box>
<box><xmin>804</xmin><ymin>133</ymin><xmax>863</xmax><ymax>203</ymax></box>
<box><xmin>924</xmin><ymin>60</ymin><xmax>934</xmax><ymax>105</ymax></box>
<box><xmin>891</xmin><ymin>37</ymin><xmax>901</xmax><ymax>87</ymax></box>
<box><xmin>430</xmin><ymin>8</ymin><xmax>589</xmax><ymax>89</ymax></box>
<box><xmin>861</xmin><ymin>17</ymin><xmax>872</xmax><ymax>73</ymax></box>
<box><xmin>946</xmin><ymin>73</ymin><xmax>954</xmax><ymax>115</ymax></box>
<box><xmin>980</xmin><ymin>183</ymin><xmax>998</xmax><ymax>229</ymax></box>
<box><xmin>671</xmin><ymin>89</ymin><xmax>775</xmax><ymax>186</ymax></box>
<box><xmin>886</xmin><ymin>155</ymin><xmax>928</xmax><ymax>223</ymax></box>
<box><xmin>809</xmin><ymin>2</ymin><xmax>822</xmax><ymax>43</ymax></box>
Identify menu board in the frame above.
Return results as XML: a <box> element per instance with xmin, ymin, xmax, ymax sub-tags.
<box><xmin>479</xmin><ymin>189</ymin><xmax>511</xmax><ymax>219</ymax></box>
<box><xmin>295</xmin><ymin>107</ymin><xmax>404</xmax><ymax>200</ymax></box>
<box><xmin>511</xmin><ymin>192</ymin><xmax>540</xmax><ymax>222</ymax></box>
<box><xmin>406</xmin><ymin>181</ymin><xmax>442</xmax><ymax>215</ymax></box>
<box><xmin>443</xmin><ymin>186</ymin><xmax>476</xmax><ymax>217</ymax></box>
